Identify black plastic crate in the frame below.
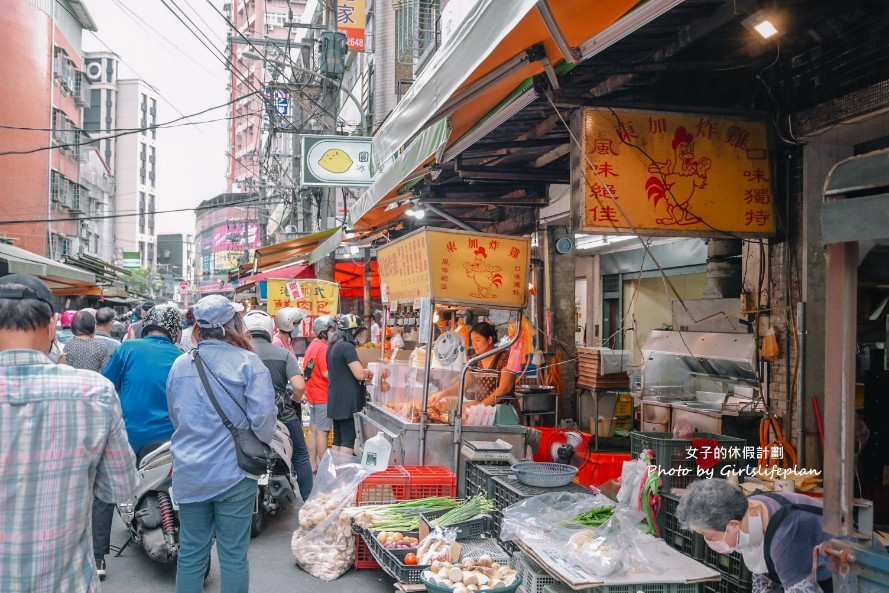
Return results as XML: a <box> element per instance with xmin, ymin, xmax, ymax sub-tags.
<box><xmin>490</xmin><ymin>474</ymin><xmax>592</xmax><ymax>510</ymax></box>
<box><xmin>420</xmin><ymin>507</ymin><xmax>492</xmax><ymax>540</ymax></box>
<box><xmin>465</xmin><ymin>462</ymin><xmax>514</xmax><ymax>498</ymax></box>
<box><xmin>702</xmin><ymin>574</ymin><xmax>753</xmax><ymax>593</ymax></box>
<box><xmin>630</xmin><ymin>432</ymin><xmax>746</xmax><ymax>492</ymax></box>
<box><xmin>703</xmin><ymin>546</ymin><xmax>752</xmax><ymax>582</ymax></box>
<box><xmin>659</xmin><ymin>493</ymin><xmax>705</xmax><ymax>560</ymax></box>
<box><xmin>360</xmin><ymin>528</ymin><xmax>427</xmax><ymax>583</ymax></box>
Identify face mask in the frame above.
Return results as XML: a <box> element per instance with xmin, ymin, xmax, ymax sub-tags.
<box><xmin>705</xmin><ymin>529</ymin><xmax>736</xmax><ymax>554</ymax></box>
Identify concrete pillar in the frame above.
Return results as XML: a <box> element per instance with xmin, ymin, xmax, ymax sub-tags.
<box><xmin>547</xmin><ymin>226</ymin><xmax>577</xmax><ymax>422</ymax></box>
<box><xmin>801</xmin><ymin>142</ymin><xmax>851</xmax><ymax>469</ymax></box>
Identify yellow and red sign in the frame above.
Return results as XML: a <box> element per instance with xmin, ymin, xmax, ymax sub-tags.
<box><xmin>338</xmin><ymin>0</ymin><xmax>366</xmax><ymax>52</ymax></box>
<box><xmin>267</xmin><ymin>279</ymin><xmax>339</xmax><ymax>318</ymax></box>
<box><xmin>572</xmin><ymin>108</ymin><xmax>775</xmax><ymax>236</ymax></box>
<box><xmin>377</xmin><ymin>228</ymin><xmax>530</xmax><ymax>308</ymax></box>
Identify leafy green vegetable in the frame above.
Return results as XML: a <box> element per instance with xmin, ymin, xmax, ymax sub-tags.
<box><xmin>571</xmin><ymin>506</ymin><xmax>615</xmax><ymax>527</ymax></box>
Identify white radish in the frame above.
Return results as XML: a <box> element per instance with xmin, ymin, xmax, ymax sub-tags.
<box><xmin>448</xmin><ymin>567</ymin><xmax>464</xmax><ymax>583</ymax></box>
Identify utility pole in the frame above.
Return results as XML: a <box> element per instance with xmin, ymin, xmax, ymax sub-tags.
<box><xmin>314</xmin><ymin>0</ymin><xmax>339</xmax><ymax>282</ymax></box>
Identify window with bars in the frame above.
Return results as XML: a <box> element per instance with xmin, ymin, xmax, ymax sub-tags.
<box><xmin>139</xmin><ymin>192</ymin><xmax>146</xmax><ymax>233</ymax></box>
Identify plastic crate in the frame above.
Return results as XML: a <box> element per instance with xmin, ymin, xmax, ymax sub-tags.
<box><xmin>513</xmin><ymin>552</ymin><xmax>558</xmax><ymax>593</ymax></box>
<box><xmin>459</xmin><ymin>538</ymin><xmax>511</xmax><ymax>565</ymax></box>
<box><xmin>544</xmin><ymin>582</ymin><xmax>702</xmax><ymax>593</ymax></box>
<box><xmin>355</xmin><ymin>535</ymin><xmax>380</xmax><ymax>569</ymax></box>
<box><xmin>360</xmin><ymin>528</ymin><xmax>428</xmax><ymax>583</ymax></box>
<box><xmin>302</xmin><ymin>425</ymin><xmax>335</xmax><ymax>447</ymax></box>
<box><xmin>659</xmin><ymin>493</ymin><xmax>705</xmax><ymax>560</ymax></box>
<box><xmin>356</xmin><ymin>465</ymin><xmax>411</xmax><ymax>506</ymax></box>
<box><xmin>575</xmin><ymin>453</ymin><xmax>631</xmax><ymax>488</ymax></box>
<box><xmin>702</xmin><ymin>575</ymin><xmax>752</xmax><ymax>593</ymax></box>
<box><xmin>490</xmin><ymin>474</ymin><xmax>592</xmax><ymax>510</ymax></box>
<box><xmin>630</xmin><ymin>432</ymin><xmax>746</xmax><ymax>491</ymax></box>
<box><xmin>465</xmin><ymin>461</ymin><xmax>514</xmax><ymax>498</ymax></box>
<box><xmin>421</xmin><ymin>507</ymin><xmax>492</xmax><ymax>539</ymax></box>
<box><xmin>703</xmin><ymin>546</ymin><xmax>752</xmax><ymax>582</ymax></box>
<box><xmin>403</xmin><ymin>466</ymin><xmax>458</xmax><ymax>499</ymax></box>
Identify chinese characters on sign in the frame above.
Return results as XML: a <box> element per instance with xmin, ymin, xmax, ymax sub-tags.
<box><xmin>337</xmin><ymin>0</ymin><xmax>366</xmax><ymax>52</ymax></box>
<box><xmin>572</xmin><ymin>108</ymin><xmax>775</xmax><ymax>236</ymax></box>
<box><xmin>266</xmin><ymin>279</ymin><xmax>339</xmax><ymax>336</ymax></box>
<box><xmin>376</xmin><ymin>229</ymin><xmax>530</xmax><ymax>308</ymax></box>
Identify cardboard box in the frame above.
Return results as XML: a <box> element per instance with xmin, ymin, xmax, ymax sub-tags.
<box><xmin>589</xmin><ymin>416</ymin><xmax>616</xmax><ymax>437</ymax></box>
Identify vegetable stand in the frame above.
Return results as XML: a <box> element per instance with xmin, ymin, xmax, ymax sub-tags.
<box><xmin>358</xmin><ymin>227</ymin><xmax>534</xmax><ymax>483</ymax></box>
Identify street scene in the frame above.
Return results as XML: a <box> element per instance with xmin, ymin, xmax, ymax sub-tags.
<box><xmin>2</xmin><ymin>1</ymin><xmax>889</xmax><ymax>593</ymax></box>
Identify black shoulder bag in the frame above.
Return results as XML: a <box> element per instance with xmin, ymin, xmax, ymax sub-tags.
<box><xmin>193</xmin><ymin>350</ymin><xmax>274</xmax><ymax>476</ymax></box>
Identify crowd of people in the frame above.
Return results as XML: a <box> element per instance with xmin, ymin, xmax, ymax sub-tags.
<box><xmin>0</xmin><ymin>273</ymin><xmax>375</xmax><ymax>593</ymax></box>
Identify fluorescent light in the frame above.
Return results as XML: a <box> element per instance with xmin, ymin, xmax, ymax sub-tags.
<box><xmin>742</xmin><ymin>10</ymin><xmax>781</xmax><ymax>42</ymax></box>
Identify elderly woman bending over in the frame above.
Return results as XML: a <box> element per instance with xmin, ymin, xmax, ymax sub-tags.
<box><xmin>676</xmin><ymin>478</ymin><xmax>886</xmax><ymax>593</ymax></box>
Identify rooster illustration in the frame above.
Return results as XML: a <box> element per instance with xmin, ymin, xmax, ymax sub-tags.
<box><xmin>645</xmin><ymin>127</ymin><xmax>711</xmax><ymax>226</ymax></box>
<box><xmin>463</xmin><ymin>247</ymin><xmax>503</xmax><ymax>298</ymax></box>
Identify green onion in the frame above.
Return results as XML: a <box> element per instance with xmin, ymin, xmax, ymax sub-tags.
<box><xmin>346</xmin><ymin>497</ymin><xmax>460</xmax><ymax>531</ymax></box>
<box><xmin>429</xmin><ymin>495</ymin><xmax>495</xmax><ymax>528</ymax></box>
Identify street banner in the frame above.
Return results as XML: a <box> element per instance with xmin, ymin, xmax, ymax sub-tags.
<box><xmin>267</xmin><ymin>279</ymin><xmax>339</xmax><ymax>318</ymax></box>
<box><xmin>338</xmin><ymin>0</ymin><xmax>366</xmax><ymax>52</ymax></box>
<box><xmin>571</xmin><ymin>107</ymin><xmax>776</xmax><ymax>236</ymax></box>
<box><xmin>377</xmin><ymin>227</ymin><xmax>530</xmax><ymax>309</ymax></box>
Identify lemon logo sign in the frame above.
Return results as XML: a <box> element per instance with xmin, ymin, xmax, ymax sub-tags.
<box><xmin>318</xmin><ymin>148</ymin><xmax>353</xmax><ymax>174</ymax></box>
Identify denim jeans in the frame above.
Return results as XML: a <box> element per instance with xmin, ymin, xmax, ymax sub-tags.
<box><xmin>283</xmin><ymin>419</ymin><xmax>314</xmax><ymax>501</ymax></box>
<box><xmin>176</xmin><ymin>478</ymin><xmax>257</xmax><ymax>593</ymax></box>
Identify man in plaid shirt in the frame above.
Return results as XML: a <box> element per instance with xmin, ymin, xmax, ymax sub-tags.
<box><xmin>0</xmin><ymin>274</ymin><xmax>138</xmax><ymax>593</ymax></box>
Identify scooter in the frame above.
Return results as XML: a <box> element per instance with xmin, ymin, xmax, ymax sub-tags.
<box><xmin>116</xmin><ymin>442</ymin><xmax>180</xmax><ymax>563</ymax></box>
<box><xmin>251</xmin><ymin>420</ymin><xmax>297</xmax><ymax>536</ymax></box>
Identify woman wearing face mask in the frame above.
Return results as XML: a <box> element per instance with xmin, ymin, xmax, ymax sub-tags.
<box><xmin>676</xmin><ymin>478</ymin><xmax>887</xmax><ymax>593</ymax></box>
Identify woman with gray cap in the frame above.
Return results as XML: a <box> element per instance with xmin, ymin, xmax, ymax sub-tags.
<box><xmin>166</xmin><ymin>295</ymin><xmax>277</xmax><ymax>593</ymax></box>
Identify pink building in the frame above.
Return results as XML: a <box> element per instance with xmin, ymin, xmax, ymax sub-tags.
<box><xmin>0</xmin><ymin>0</ymin><xmax>96</xmax><ymax>258</ymax></box>
<box><xmin>225</xmin><ymin>0</ymin><xmax>308</xmax><ymax>192</ymax></box>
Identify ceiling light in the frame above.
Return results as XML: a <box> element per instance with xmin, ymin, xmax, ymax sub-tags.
<box><xmin>349</xmin><ymin>246</ymin><xmax>360</xmax><ymax>255</ymax></box>
<box><xmin>406</xmin><ymin>207</ymin><xmax>426</xmax><ymax>219</ymax></box>
<box><xmin>742</xmin><ymin>10</ymin><xmax>781</xmax><ymax>42</ymax></box>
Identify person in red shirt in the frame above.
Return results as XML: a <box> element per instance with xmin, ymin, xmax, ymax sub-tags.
<box><xmin>304</xmin><ymin>315</ymin><xmax>335</xmax><ymax>471</ymax></box>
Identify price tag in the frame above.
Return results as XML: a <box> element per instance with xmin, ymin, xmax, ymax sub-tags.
<box><xmin>285</xmin><ymin>280</ymin><xmax>304</xmax><ymax>300</ymax></box>
<box><xmin>258</xmin><ymin>472</ymin><xmax>270</xmax><ymax>486</ymax></box>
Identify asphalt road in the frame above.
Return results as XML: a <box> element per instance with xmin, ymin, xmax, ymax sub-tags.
<box><xmin>100</xmin><ymin>503</ymin><xmax>394</xmax><ymax>593</ymax></box>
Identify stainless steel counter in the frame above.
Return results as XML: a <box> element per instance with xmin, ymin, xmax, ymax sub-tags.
<box><xmin>355</xmin><ymin>402</ymin><xmax>530</xmax><ymax>471</ymax></box>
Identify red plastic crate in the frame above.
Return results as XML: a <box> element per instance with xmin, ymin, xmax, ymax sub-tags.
<box><xmin>575</xmin><ymin>452</ymin><xmax>631</xmax><ymax>487</ymax></box>
<box><xmin>354</xmin><ymin>535</ymin><xmax>379</xmax><ymax>569</ymax></box>
<box><xmin>401</xmin><ymin>466</ymin><xmax>457</xmax><ymax>499</ymax></box>
<box><xmin>355</xmin><ymin>465</ymin><xmax>410</xmax><ymax>506</ymax></box>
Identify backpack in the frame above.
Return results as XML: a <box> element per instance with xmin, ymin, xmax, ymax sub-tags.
<box><xmin>756</xmin><ymin>491</ymin><xmax>823</xmax><ymax>583</ymax></box>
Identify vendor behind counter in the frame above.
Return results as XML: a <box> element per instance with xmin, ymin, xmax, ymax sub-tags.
<box><xmin>429</xmin><ymin>321</ymin><xmax>517</xmax><ymax>413</ymax></box>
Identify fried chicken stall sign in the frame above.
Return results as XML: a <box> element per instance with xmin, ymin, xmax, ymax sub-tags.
<box><xmin>570</xmin><ymin>108</ymin><xmax>776</xmax><ymax>236</ymax></box>
<box><xmin>377</xmin><ymin>228</ymin><xmax>530</xmax><ymax>308</ymax></box>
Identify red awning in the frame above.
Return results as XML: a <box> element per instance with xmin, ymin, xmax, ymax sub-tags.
<box><xmin>336</xmin><ymin>260</ymin><xmax>379</xmax><ymax>300</ymax></box>
<box><xmin>237</xmin><ymin>263</ymin><xmax>314</xmax><ymax>285</ymax></box>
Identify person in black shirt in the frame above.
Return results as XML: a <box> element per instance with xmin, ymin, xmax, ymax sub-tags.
<box><xmin>326</xmin><ymin>314</ymin><xmax>374</xmax><ymax>455</ymax></box>
<box><xmin>244</xmin><ymin>310</ymin><xmax>313</xmax><ymax>501</ymax></box>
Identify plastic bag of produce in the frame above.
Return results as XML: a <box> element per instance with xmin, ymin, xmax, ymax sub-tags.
<box><xmin>291</xmin><ymin>451</ymin><xmax>372</xmax><ymax>580</ymax></box>
<box><xmin>416</xmin><ymin>526</ymin><xmax>457</xmax><ymax>565</ymax></box>
<box><xmin>566</xmin><ymin>507</ymin><xmax>665</xmax><ymax>577</ymax></box>
<box><xmin>499</xmin><ymin>491</ymin><xmax>613</xmax><ymax>543</ymax></box>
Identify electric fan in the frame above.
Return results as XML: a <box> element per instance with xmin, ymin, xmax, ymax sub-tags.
<box><xmin>544</xmin><ymin>428</ymin><xmax>593</xmax><ymax>472</ymax></box>
<box><xmin>431</xmin><ymin>331</ymin><xmax>465</xmax><ymax>369</ymax></box>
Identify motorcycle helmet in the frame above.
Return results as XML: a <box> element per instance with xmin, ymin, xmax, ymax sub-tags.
<box><xmin>312</xmin><ymin>315</ymin><xmax>336</xmax><ymax>338</ymax></box>
<box><xmin>60</xmin><ymin>310</ymin><xmax>77</xmax><ymax>328</ymax></box>
<box><xmin>142</xmin><ymin>305</ymin><xmax>183</xmax><ymax>342</ymax></box>
<box><xmin>274</xmin><ymin>307</ymin><xmax>309</xmax><ymax>335</ymax></box>
<box><xmin>244</xmin><ymin>310</ymin><xmax>275</xmax><ymax>340</ymax></box>
<box><xmin>337</xmin><ymin>313</ymin><xmax>364</xmax><ymax>331</ymax></box>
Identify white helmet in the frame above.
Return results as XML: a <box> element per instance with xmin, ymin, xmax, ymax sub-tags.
<box><xmin>312</xmin><ymin>315</ymin><xmax>336</xmax><ymax>338</ymax></box>
<box><xmin>275</xmin><ymin>307</ymin><xmax>309</xmax><ymax>334</ymax></box>
<box><xmin>244</xmin><ymin>310</ymin><xmax>275</xmax><ymax>340</ymax></box>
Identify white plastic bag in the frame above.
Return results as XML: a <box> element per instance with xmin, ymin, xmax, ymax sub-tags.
<box><xmin>499</xmin><ymin>491</ymin><xmax>613</xmax><ymax>542</ymax></box>
<box><xmin>291</xmin><ymin>451</ymin><xmax>372</xmax><ymax>580</ymax></box>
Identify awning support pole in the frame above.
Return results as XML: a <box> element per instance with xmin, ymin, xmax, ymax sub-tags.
<box><xmin>425</xmin><ymin>205</ymin><xmax>481</xmax><ymax>233</ymax></box>
<box><xmin>535</xmin><ymin>0</ymin><xmax>580</xmax><ymax>64</ymax></box>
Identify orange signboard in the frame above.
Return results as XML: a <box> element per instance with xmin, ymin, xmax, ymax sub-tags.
<box><xmin>377</xmin><ymin>228</ymin><xmax>530</xmax><ymax>308</ymax></box>
<box><xmin>338</xmin><ymin>0</ymin><xmax>366</xmax><ymax>52</ymax></box>
<box><xmin>572</xmin><ymin>108</ymin><xmax>775</xmax><ymax>236</ymax></box>
<box><xmin>267</xmin><ymin>279</ymin><xmax>339</xmax><ymax>317</ymax></box>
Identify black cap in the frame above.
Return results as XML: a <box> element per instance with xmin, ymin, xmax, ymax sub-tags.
<box><xmin>0</xmin><ymin>274</ymin><xmax>55</xmax><ymax>312</ymax></box>
<box><xmin>141</xmin><ymin>301</ymin><xmax>156</xmax><ymax>311</ymax></box>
